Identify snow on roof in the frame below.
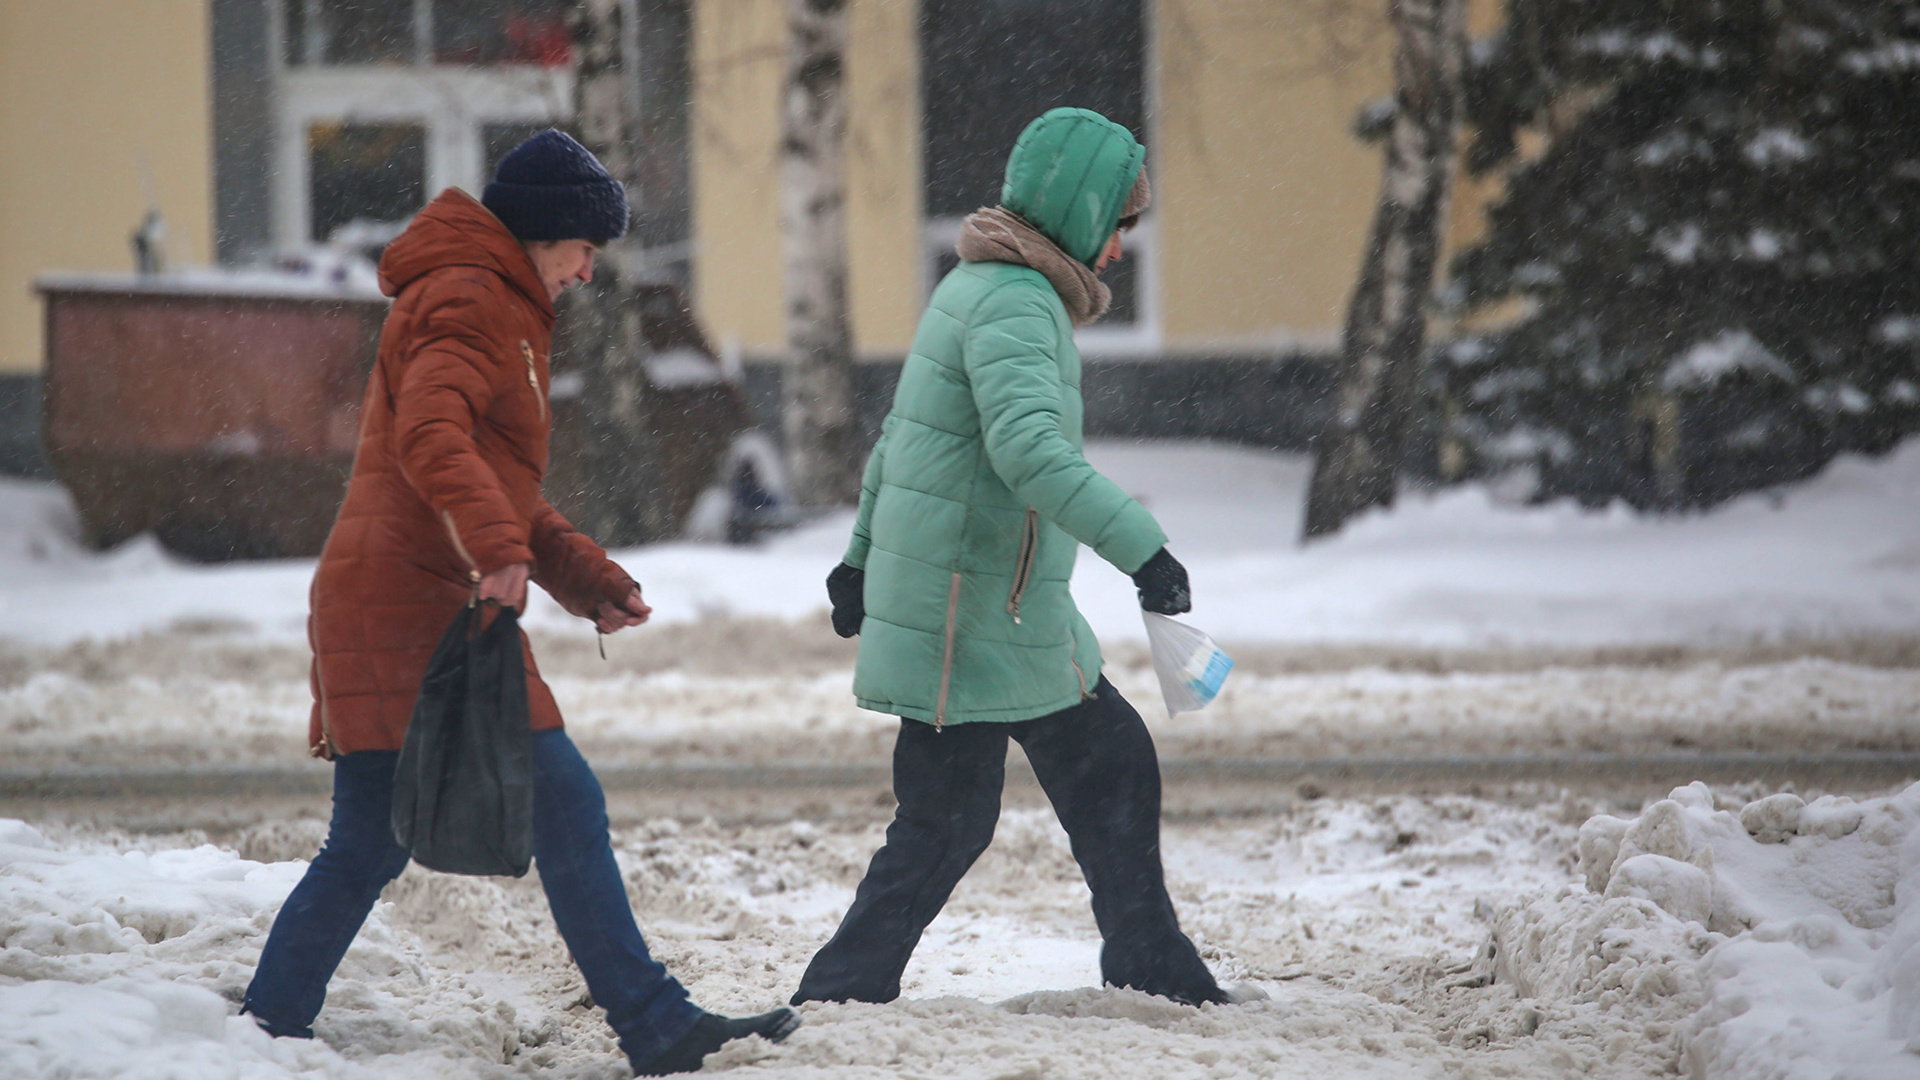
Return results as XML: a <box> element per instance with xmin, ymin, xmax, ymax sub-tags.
<box><xmin>644</xmin><ymin>346</ymin><xmax>726</xmax><ymax>390</ymax></box>
<box><xmin>36</xmin><ymin>265</ymin><xmax>386</xmax><ymax>303</ymax></box>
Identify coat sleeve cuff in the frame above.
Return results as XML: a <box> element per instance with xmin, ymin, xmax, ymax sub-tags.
<box><xmin>470</xmin><ymin>538</ymin><xmax>535</xmax><ymax>578</ymax></box>
<box><xmin>843</xmin><ymin>534</ymin><xmax>871</xmax><ymax>570</ymax></box>
<box><xmin>1098</xmin><ymin>508</ymin><xmax>1168</xmax><ymax>577</ymax></box>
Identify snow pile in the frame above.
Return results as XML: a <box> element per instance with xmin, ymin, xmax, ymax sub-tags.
<box><xmin>21</xmin><ymin>782</ymin><xmax>1915</xmax><ymax>1078</ymax></box>
<box><xmin>0</xmin><ymin>793</ymin><xmax>1714</xmax><ymax>1078</ymax></box>
<box><xmin>0</xmin><ymin>820</ymin><xmax>547</xmax><ymax>1078</ymax></box>
<box><xmin>1494</xmin><ymin>782</ymin><xmax>1920</xmax><ymax>1079</ymax></box>
<box><xmin>0</xmin><ymin>818</ymin><xmax>323</xmax><ymax>1077</ymax></box>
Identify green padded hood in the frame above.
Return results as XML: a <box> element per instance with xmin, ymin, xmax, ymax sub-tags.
<box><xmin>1000</xmin><ymin>107</ymin><xmax>1145</xmax><ymax>267</ymax></box>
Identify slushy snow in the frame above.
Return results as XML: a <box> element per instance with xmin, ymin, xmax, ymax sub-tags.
<box><xmin>7</xmin><ymin>783</ymin><xmax>1920</xmax><ymax>1077</ymax></box>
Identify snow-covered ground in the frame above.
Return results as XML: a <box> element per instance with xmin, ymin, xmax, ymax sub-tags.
<box><xmin>2</xmin><ymin>438</ymin><xmax>1917</xmax><ymax>650</ymax></box>
<box><xmin>3</xmin><ymin>438</ymin><xmax>1919</xmax><ymax>1078</ymax></box>
<box><xmin>6</xmin><ymin>782</ymin><xmax>1920</xmax><ymax>1079</ymax></box>
<box><xmin>7</xmin><ymin>640</ymin><xmax>1919</xmax><ymax>773</ymax></box>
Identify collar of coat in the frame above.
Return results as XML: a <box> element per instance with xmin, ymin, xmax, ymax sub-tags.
<box><xmin>955</xmin><ymin>206</ymin><xmax>1109</xmax><ymax>327</ymax></box>
<box><xmin>377</xmin><ymin>188</ymin><xmax>556</xmax><ymax>323</ymax></box>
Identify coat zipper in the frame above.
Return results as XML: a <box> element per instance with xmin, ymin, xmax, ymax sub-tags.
<box><xmin>934</xmin><ymin>571</ymin><xmax>962</xmax><ymax>730</ymax></box>
<box><xmin>313</xmin><ymin>691</ymin><xmax>337</xmax><ymax>759</ymax></box>
<box><xmin>1006</xmin><ymin>508</ymin><xmax>1038</xmax><ymax>623</ymax></box>
<box><xmin>441</xmin><ymin>510</ymin><xmax>483</xmax><ymax>592</ymax></box>
<box><xmin>521</xmin><ymin>340</ymin><xmax>547</xmax><ymax>422</ymax></box>
<box><xmin>310</xmin><ymin>576</ymin><xmax>338</xmax><ymax>759</ymax></box>
<box><xmin>1067</xmin><ymin>625</ymin><xmax>1091</xmax><ymax>701</ymax></box>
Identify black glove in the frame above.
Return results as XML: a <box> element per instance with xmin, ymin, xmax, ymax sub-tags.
<box><xmin>826</xmin><ymin>562</ymin><xmax>866</xmax><ymax>638</ymax></box>
<box><xmin>1131</xmin><ymin>548</ymin><xmax>1191</xmax><ymax>615</ymax></box>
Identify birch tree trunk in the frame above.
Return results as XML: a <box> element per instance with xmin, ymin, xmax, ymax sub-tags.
<box><xmin>1301</xmin><ymin>0</ymin><xmax>1468</xmax><ymax>540</ymax></box>
<box><xmin>780</xmin><ymin>0</ymin><xmax>862</xmax><ymax>508</ymax></box>
<box><xmin>560</xmin><ymin>0</ymin><xmax>665</xmax><ymax>544</ymax></box>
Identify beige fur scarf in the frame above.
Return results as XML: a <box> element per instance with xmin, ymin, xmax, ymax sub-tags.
<box><xmin>955</xmin><ymin>207</ymin><xmax>1110</xmax><ymax>326</ymax></box>
<box><xmin>954</xmin><ymin>168</ymin><xmax>1150</xmax><ymax>327</ymax></box>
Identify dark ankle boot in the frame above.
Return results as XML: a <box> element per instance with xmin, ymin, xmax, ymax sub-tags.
<box><xmin>632</xmin><ymin>1007</ymin><xmax>801</xmax><ymax>1076</ymax></box>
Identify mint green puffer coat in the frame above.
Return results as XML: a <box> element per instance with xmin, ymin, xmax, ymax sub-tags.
<box><xmin>843</xmin><ymin>108</ymin><xmax>1167</xmax><ymax>726</ymax></box>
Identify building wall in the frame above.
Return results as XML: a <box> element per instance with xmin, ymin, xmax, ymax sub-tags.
<box><xmin>689</xmin><ymin>0</ymin><xmax>922</xmax><ymax>360</ymax></box>
<box><xmin>0</xmin><ymin>0</ymin><xmax>215</xmax><ymax>374</ymax></box>
<box><xmin>1153</xmin><ymin>0</ymin><xmax>1393</xmax><ymax>351</ymax></box>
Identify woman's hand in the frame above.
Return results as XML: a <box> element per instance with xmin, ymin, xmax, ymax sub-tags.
<box><xmin>477</xmin><ymin>562</ymin><xmax>531</xmax><ymax>611</ymax></box>
<box><xmin>594</xmin><ymin>585</ymin><xmax>652</xmax><ymax>634</ymax></box>
<box><xmin>826</xmin><ymin>563</ymin><xmax>865</xmax><ymax>638</ymax></box>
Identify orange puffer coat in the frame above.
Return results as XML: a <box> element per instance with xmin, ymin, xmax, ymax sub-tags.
<box><xmin>307</xmin><ymin>188</ymin><xmax>634</xmax><ymax>758</ymax></box>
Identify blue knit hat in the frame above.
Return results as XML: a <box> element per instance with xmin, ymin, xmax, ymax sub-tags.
<box><xmin>482</xmin><ymin>129</ymin><xmax>629</xmax><ymax>244</ymax></box>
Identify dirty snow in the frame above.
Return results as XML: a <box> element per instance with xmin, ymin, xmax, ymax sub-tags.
<box><xmin>10</xmin><ymin>782</ymin><xmax>1920</xmax><ymax>1078</ymax></box>
<box><xmin>7</xmin><ymin>644</ymin><xmax>1919</xmax><ymax>773</ymax></box>
<box><xmin>0</xmin><ymin>793</ymin><xmax>1629</xmax><ymax>1079</ymax></box>
<box><xmin>1504</xmin><ymin>781</ymin><xmax>1920</xmax><ymax>1079</ymax></box>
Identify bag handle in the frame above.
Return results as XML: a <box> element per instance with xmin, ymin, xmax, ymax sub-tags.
<box><xmin>469</xmin><ymin>594</ymin><xmax>509</xmax><ymax>642</ymax></box>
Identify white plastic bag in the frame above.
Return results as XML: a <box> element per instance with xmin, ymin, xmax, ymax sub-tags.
<box><xmin>1143</xmin><ymin>612</ymin><xmax>1234</xmax><ymax>715</ymax></box>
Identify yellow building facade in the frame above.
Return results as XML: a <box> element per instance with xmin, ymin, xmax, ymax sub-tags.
<box><xmin>0</xmin><ymin>0</ymin><xmax>215</xmax><ymax>375</ymax></box>
<box><xmin>690</xmin><ymin>0</ymin><xmax>924</xmax><ymax>358</ymax></box>
<box><xmin>690</xmin><ymin>0</ymin><xmax>1424</xmax><ymax>360</ymax></box>
<box><xmin>1</xmin><ymin>0</ymin><xmax>1488</xmax><ymax>374</ymax></box>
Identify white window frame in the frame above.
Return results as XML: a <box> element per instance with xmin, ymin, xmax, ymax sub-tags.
<box><xmin>266</xmin><ymin>0</ymin><xmax>576</xmax><ymax>250</ymax></box>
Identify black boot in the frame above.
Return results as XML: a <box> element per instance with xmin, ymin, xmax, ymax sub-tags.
<box><xmin>631</xmin><ymin>1008</ymin><xmax>801</xmax><ymax>1076</ymax></box>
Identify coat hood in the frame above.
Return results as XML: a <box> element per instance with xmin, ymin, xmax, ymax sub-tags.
<box><xmin>999</xmin><ymin>108</ymin><xmax>1145</xmax><ymax>267</ymax></box>
<box><xmin>378</xmin><ymin>188</ymin><xmax>554</xmax><ymax>320</ymax></box>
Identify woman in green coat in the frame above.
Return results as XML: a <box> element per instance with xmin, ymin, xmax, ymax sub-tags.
<box><xmin>792</xmin><ymin>108</ymin><xmax>1226</xmax><ymax>1008</ymax></box>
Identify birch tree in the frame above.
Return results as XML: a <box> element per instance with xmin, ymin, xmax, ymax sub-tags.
<box><xmin>779</xmin><ymin>0</ymin><xmax>862</xmax><ymax>508</ymax></box>
<box><xmin>1301</xmin><ymin>0</ymin><xmax>1468</xmax><ymax>540</ymax></box>
<box><xmin>561</xmin><ymin>0</ymin><xmax>666</xmax><ymax>543</ymax></box>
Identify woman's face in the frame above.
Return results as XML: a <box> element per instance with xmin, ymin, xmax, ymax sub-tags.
<box><xmin>525</xmin><ymin>239</ymin><xmax>600</xmax><ymax>302</ymax></box>
<box><xmin>1094</xmin><ymin>230</ymin><xmax>1125</xmax><ymax>274</ymax></box>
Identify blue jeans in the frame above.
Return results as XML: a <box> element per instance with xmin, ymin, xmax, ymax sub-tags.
<box><xmin>243</xmin><ymin>729</ymin><xmax>701</xmax><ymax>1063</ymax></box>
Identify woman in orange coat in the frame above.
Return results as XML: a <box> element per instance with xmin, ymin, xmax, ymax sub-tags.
<box><xmin>243</xmin><ymin>130</ymin><xmax>797</xmax><ymax>1075</ymax></box>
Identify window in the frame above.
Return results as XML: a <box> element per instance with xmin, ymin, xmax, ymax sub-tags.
<box><xmin>307</xmin><ymin>122</ymin><xmax>426</xmax><ymax>244</ymax></box>
<box><xmin>282</xmin><ymin>0</ymin><xmax>571</xmax><ymax>69</ymax></box>
<box><xmin>919</xmin><ymin>0</ymin><xmax>1155</xmax><ymax>347</ymax></box>
<box><xmin>482</xmin><ymin>121</ymin><xmax>550</xmax><ymax>180</ymax></box>
<box><xmin>267</xmin><ymin>0</ymin><xmax>575</xmax><ymax>252</ymax></box>
<box><xmin>921</xmin><ymin>0</ymin><xmax>1144</xmax><ymax>221</ymax></box>
<box><xmin>284</xmin><ymin>0</ymin><xmax>417</xmax><ymax>66</ymax></box>
<box><xmin>432</xmin><ymin>0</ymin><xmax>571</xmax><ymax>66</ymax></box>
<box><xmin>261</xmin><ymin>0</ymin><xmax>688</xmax><ymax>273</ymax></box>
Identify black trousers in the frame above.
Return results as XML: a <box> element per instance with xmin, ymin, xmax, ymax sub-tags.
<box><xmin>792</xmin><ymin>678</ymin><xmax>1224</xmax><ymax>1007</ymax></box>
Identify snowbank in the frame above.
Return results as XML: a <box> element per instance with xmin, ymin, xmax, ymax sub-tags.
<box><xmin>0</xmin><ymin>819</ymin><xmax>339</xmax><ymax>1078</ymax></box>
<box><xmin>1495</xmin><ymin>782</ymin><xmax>1920</xmax><ymax>1079</ymax></box>
<box><xmin>12</xmin><ymin>781</ymin><xmax>1920</xmax><ymax>1077</ymax></box>
<box><xmin>0</xmin><ymin>791</ymin><xmax>1705</xmax><ymax>1079</ymax></box>
<box><xmin>3</xmin><ymin>436</ymin><xmax>1918</xmax><ymax>651</ymax></box>
<box><xmin>0</xmin><ymin>819</ymin><xmax>584</xmax><ymax>1078</ymax></box>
